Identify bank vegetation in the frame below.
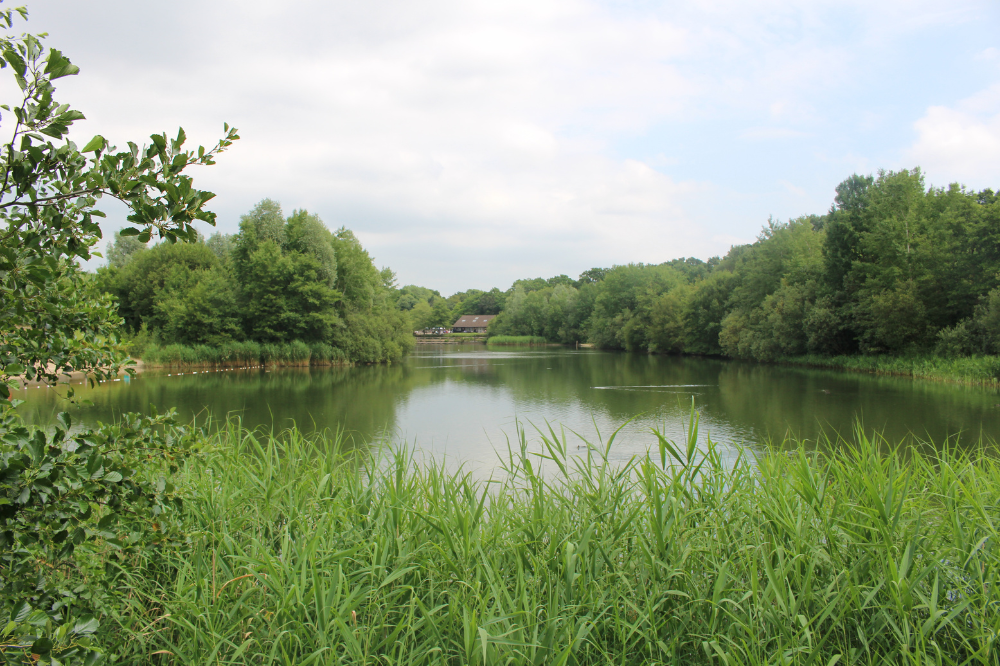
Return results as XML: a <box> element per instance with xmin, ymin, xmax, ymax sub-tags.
<box><xmin>7</xmin><ymin>411</ymin><xmax>999</xmax><ymax>665</ymax></box>
<box><xmin>98</xmin><ymin>201</ymin><xmax>413</xmax><ymax>366</ymax></box>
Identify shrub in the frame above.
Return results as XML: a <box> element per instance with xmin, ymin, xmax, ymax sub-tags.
<box><xmin>0</xmin><ymin>409</ymin><xmax>193</xmax><ymax>665</ymax></box>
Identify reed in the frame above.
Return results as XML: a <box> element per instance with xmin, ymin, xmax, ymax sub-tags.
<box><xmin>487</xmin><ymin>335</ymin><xmax>548</xmax><ymax>346</ymax></box>
<box><xmin>784</xmin><ymin>353</ymin><xmax>1000</xmax><ymax>386</ymax></box>
<box><xmin>141</xmin><ymin>340</ymin><xmax>349</xmax><ymax>368</ymax></box>
<box><xmin>102</xmin><ymin>414</ymin><xmax>999</xmax><ymax>665</ymax></box>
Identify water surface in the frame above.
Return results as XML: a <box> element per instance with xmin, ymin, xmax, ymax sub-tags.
<box><xmin>15</xmin><ymin>344</ymin><xmax>1000</xmax><ymax>469</ymax></box>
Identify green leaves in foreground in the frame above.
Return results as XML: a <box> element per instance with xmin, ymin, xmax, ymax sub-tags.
<box><xmin>0</xmin><ymin>408</ymin><xmax>196</xmax><ymax>665</ymax></box>
<box><xmin>0</xmin><ymin>7</ymin><xmax>237</xmax><ymax>405</ymax></box>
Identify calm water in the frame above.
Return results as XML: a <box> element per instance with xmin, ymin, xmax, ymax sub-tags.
<box><xmin>14</xmin><ymin>344</ymin><xmax>1000</xmax><ymax>470</ymax></box>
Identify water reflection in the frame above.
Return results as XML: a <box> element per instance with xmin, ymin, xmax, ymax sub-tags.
<box><xmin>14</xmin><ymin>344</ymin><xmax>1000</xmax><ymax>471</ymax></box>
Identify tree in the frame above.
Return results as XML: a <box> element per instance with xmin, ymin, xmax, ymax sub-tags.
<box><xmin>0</xmin><ymin>24</ymin><xmax>238</xmax><ymax>402</ymax></box>
<box><xmin>105</xmin><ymin>229</ymin><xmax>147</xmax><ymax>268</ymax></box>
<box><xmin>0</xmin><ymin>9</ymin><xmax>237</xmax><ymax>663</ymax></box>
<box><xmin>206</xmin><ymin>231</ymin><xmax>235</xmax><ymax>261</ymax></box>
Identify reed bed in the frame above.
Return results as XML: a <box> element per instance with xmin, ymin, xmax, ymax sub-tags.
<box><xmin>785</xmin><ymin>353</ymin><xmax>1000</xmax><ymax>387</ymax></box>
<box><xmin>487</xmin><ymin>335</ymin><xmax>548</xmax><ymax>346</ymax></box>
<box><xmin>141</xmin><ymin>340</ymin><xmax>349</xmax><ymax>368</ymax></box>
<box><xmin>100</xmin><ymin>414</ymin><xmax>1000</xmax><ymax>665</ymax></box>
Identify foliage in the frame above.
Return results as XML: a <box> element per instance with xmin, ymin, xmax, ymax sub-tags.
<box><xmin>398</xmin><ymin>285</ymin><xmax>506</xmax><ymax>332</ymax></box>
<box><xmin>485</xmin><ymin>335</ymin><xmax>547</xmax><ymax>346</ymax></box>
<box><xmin>0</xmin><ymin>11</ymin><xmax>237</xmax><ymax>403</ymax></box>
<box><xmin>0</xmin><ymin>409</ymin><xmax>195</xmax><ymax>665</ymax></box>
<box><xmin>90</xmin><ymin>415</ymin><xmax>1000</xmax><ymax>664</ymax></box>
<box><xmin>104</xmin><ymin>231</ymin><xmax>146</xmax><ymax>269</ymax></box>
<box><xmin>480</xmin><ymin>171</ymin><xmax>998</xmax><ymax>367</ymax></box>
<box><xmin>0</xmin><ymin>6</ymin><xmax>235</xmax><ymax>663</ymax></box>
<box><xmin>140</xmin><ymin>339</ymin><xmax>349</xmax><ymax>368</ymax></box>
<box><xmin>782</xmin><ymin>353</ymin><xmax>1000</xmax><ymax>387</ymax></box>
<box><xmin>98</xmin><ymin>203</ymin><xmax>413</xmax><ymax>364</ymax></box>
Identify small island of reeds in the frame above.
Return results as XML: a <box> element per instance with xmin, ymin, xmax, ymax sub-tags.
<box><xmin>486</xmin><ymin>335</ymin><xmax>548</xmax><ymax>346</ymax></box>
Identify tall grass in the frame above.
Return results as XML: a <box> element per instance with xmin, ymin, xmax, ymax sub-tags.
<box><xmin>141</xmin><ymin>340</ymin><xmax>349</xmax><ymax>368</ymax></box>
<box><xmin>784</xmin><ymin>353</ymin><xmax>1000</xmax><ymax>386</ymax></box>
<box><xmin>107</xmin><ymin>415</ymin><xmax>1000</xmax><ymax>664</ymax></box>
<box><xmin>487</xmin><ymin>335</ymin><xmax>548</xmax><ymax>346</ymax></box>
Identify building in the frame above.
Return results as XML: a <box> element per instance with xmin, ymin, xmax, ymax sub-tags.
<box><xmin>451</xmin><ymin>314</ymin><xmax>496</xmax><ymax>333</ymax></box>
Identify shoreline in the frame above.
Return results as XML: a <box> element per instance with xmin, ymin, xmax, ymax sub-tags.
<box><xmin>18</xmin><ymin>345</ymin><xmax>998</xmax><ymax>391</ymax></box>
<box><xmin>770</xmin><ymin>354</ymin><xmax>1000</xmax><ymax>389</ymax></box>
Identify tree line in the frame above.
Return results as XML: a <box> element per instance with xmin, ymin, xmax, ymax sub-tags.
<box><xmin>101</xmin><ymin>168</ymin><xmax>1000</xmax><ymax>363</ymax></box>
<box><xmin>98</xmin><ymin>199</ymin><xmax>413</xmax><ymax>363</ymax></box>
<box><xmin>455</xmin><ymin>169</ymin><xmax>1000</xmax><ymax>360</ymax></box>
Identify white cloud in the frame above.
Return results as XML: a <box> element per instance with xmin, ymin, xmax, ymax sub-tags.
<box><xmin>19</xmin><ymin>0</ymin><xmax>1000</xmax><ymax>291</ymax></box>
<box><xmin>778</xmin><ymin>180</ymin><xmax>807</xmax><ymax>197</ymax></box>
<box><xmin>908</xmin><ymin>84</ymin><xmax>1000</xmax><ymax>190</ymax></box>
<box><xmin>741</xmin><ymin>127</ymin><xmax>810</xmax><ymax>140</ymax></box>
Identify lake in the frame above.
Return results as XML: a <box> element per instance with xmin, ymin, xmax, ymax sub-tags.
<box><xmin>14</xmin><ymin>344</ymin><xmax>1000</xmax><ymax>470</ymax></box>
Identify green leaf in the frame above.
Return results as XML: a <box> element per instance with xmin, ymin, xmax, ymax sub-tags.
<box><xmin>103</xmin><ymin>471</ymin><xmax>123</xmax><ymax>483</ymax></box>
<box><xmin>11</xmin><ymin>601</ymin><xmax>31</xmax><ymax>623</ymax></box>
<box><xmin>73</xmin><ymin>615</ymin><xmax>100</xmax><ymax>635</ymax></box>
<box><xmin>31</xmin><ymin>637</ymin><xmax>54</xmax><ymax>654</ymax></box>
<box><xmin>26</xmin><ymin>610</ymin><xmax>49</xmax><ymax>626</ymax></box>
<box><xmin>44</xmin><ymin>48</ymin><xmax>79</xmax><ymax>79</ymax></box>
<box><xmin>81</xmin><ymin>135</ymin><xmax>106</xmax><ymax>153</ymax></box>
<box><xmin>56</xmin><ymin>412</ymin><xmax>72</xmax><ymax>431</ymax></box>
<box><xmin>118</xmin><ymin>227</ymin><xmax>141</xmax><ymax>237</ymax></box>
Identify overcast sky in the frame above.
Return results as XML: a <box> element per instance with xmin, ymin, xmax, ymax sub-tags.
<box><xmin>19</xmin><ymin>0</ymin><xmax>1000</xmax><ymax>293</ymax></box>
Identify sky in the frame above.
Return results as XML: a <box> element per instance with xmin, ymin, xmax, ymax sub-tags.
<box><xmin>15</xmin><ymin>0</ymin><xmax>1000</xmax><ymax>294</ymax></box>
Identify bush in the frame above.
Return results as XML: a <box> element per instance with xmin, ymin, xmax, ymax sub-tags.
<box><xmin>0</xmin><ymin>408</ymin><xmax>193</xmax><ymax>665</ymax></box>
<box><xmin>936</xmin><ymin>320</ymin><xmax>975</xmax><ymax>357</ymax></box>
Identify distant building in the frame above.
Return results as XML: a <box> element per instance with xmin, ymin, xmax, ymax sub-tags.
<box><xmin>451</xmin><ymin>314</ymin><xmax>496</xmax><ymax>333</ymax></box>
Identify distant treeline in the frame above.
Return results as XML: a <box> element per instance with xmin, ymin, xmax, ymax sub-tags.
<box><xmin>98</xmin><ymin>199</ymin><xmax>413</xmax><ymax>363</ymax></box>
<box><xmin>416</xmin><ymin>169</ymin><xmax>1000</xmax><ymax>360</ymax></box>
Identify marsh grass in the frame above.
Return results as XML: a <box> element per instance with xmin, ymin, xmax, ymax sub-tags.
<box><xmin>141</xmin><ymin>340</ymin><xmax>349</xmax><ymax>368</ymax></box>
<box><xmin>108</xmin><ymin>415</ymin><xmax>1000</xmax><ymax>665</ymax></box>
<box><xmin>487</xmin><ymin>335</ymin><xmax>548</xmax><ymax>346</ymax></box>
<box><xmin>784</xmin><ymin>353</ymin><xmax>1000</xmax><ymax>387</ymax></box>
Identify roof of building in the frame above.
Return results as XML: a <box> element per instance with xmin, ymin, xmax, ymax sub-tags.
<box><xmin>452</xmin><ymin>314</ymin><xmax>497</xmax><ymax>327</ymax></box>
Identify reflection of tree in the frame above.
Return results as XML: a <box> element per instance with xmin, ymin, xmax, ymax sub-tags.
<box><xmin>17</xmin><ymin>363</ymin><xmax>441</xmax><ymax>445</ymax></box>
<box><xmin>712</xmin><ymin>363</ymin><xmax>1000</xmax><ymax>448</ymax></box>
<box><xmin>17</xmin><ymin>352</ymin><xmax>999</xmax><ymax>455</ymax></box>
<box><xmin>435</xmin><ymin>351</ymin><xmax>732</xmax><ymax>421</ymax></box>
<box><xmin>427</xmin><ymin>351</ymin><xmax>1000</xmax><ymax>450</ymax></box>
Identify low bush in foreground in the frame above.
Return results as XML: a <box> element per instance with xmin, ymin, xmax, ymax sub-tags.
<box><xmin>785</xmin><ymin>353</ymin><xmax>1000</xmax><ymax>386</ymax></box>
<box><xmin>487</xmin><ymin>335</ymin><xmax>548</xmax><ymax>346</ymax></box>
<box><xmin>46</xmin><ymin>415</ymin><xmax>994</xmax><ymax>664</ymax></box>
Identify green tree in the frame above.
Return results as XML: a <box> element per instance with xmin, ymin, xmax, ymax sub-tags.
<box><xmin>105</xmin><ymin>229</ymin><xmax>147</xmax><ymax>268</ymax></box>
<box><xmin>428</xmin><ymin>298</ymin><xmax>454</xmax><ymax>328</ymax></box>
<box><xmin>205</xmin><ymin>231</ymin><xmax>235</xmax><ymax>261</ymax></box>
<box><xmin>285</xmin><ymin>208</ymin><xmax>336</xmax><ymax>286</ymax></box>
<box><xmin>98</xmin><ymin>241</ymin><xmax>223</xmax><ymax>333</ymax></box>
